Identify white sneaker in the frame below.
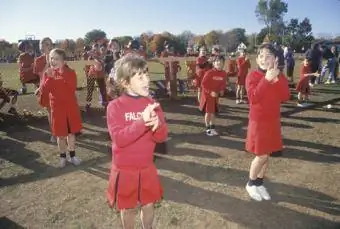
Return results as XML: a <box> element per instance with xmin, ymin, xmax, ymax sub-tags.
<box><xmin>246</xmin><ymin>184</ymin><xmax>262</xmax><ymax>201</ymax></box>
<box><xmin>206</xmin><ymin>129</ymin><xmax>213</xmax><ymax>136</ymax></box>
<box><xmin>69</xmin><ymin>156</ymin><xmax>81</xmax><ymax>166</ymax></box>
<box><xmin>325</xmin><ymin>80</ymin><xmax>331</xmax><ymax>84</ymax></box>
<box><xmin>210</xmin><ymin>129</ymin><xmax>219</xmax><ymax>136</ymax></box>
<box><xmin>236</xmin><ymin>100</ymin><xmax>241</xmax><ymax>104</ymax></box>
<box><xmin>331</xmin><ymin>80</ymin><xmax>336</xmax><ymax>84</ymax></box>
<box><xmin>60</xmin><ymin>157</ymin><xmax>67</xmax><ymax>168</ymax></box>
<box><xmin>256</xmin><ymin>185</ymin><xmax>271</xmax><ymax>200</ymax></box>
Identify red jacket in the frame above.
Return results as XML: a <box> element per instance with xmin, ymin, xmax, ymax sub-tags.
<box><xmin>40</xmin><ymin>66</ymin><xmax>82</xmax><ymax>136</ymax></box>
<box><xmin>106</xmin><ymin>94</ymin><xmax>168</xmax><ymax>168</ymax></box>
<box><xmin>246</xmin><ymin>70</ymin><xmax>290</xmax><ymax>122</ymax></box>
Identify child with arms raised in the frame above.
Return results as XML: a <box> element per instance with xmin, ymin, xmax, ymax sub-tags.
<box><xmin>39</xmin><ymin>49</ymin><xmax>82</xmax><ymax>168</ymax></box>
<box><xmin>199</xmin><ymin>55</ymin><xmax>227</xmax><ymax>136</ymax></box>
<box><xmin>245</xmin><ymin>43</ymin><xmax>290</xmax><ymax>201</ymax></box>
<box><xmin>106</xmin><ymin>54</ymin><xmax>168</xmax><ymax>229</ymax></box>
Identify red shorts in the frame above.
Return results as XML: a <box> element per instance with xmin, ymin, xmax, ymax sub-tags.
<box><xmin>246</xmin><ymin>119</ymin><xmax>283</xmax><ymax>155</ymax></box>
<box><xmin>20</xmin><ymin>72</ymin><xmax>39</xmax><ymax>84</ymax></box>
<box><xmin>107</xmin><ymin>164</ymin><xmax>163</xmax><ymax>210</ymax></box>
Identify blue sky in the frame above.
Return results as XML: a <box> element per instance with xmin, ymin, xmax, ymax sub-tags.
<box><xmin>0</xmin><ymin>0</ymin><xmax>339</xmax><ymax>42</ymax></box>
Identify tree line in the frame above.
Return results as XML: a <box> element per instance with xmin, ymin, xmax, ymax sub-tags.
<box><xmin>1</xmin><ymin>0</ymin><xmax>339</xmax><ymax>58</ymax></box>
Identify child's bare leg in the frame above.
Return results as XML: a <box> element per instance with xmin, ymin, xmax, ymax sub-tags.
<box><xmin>197</xmin><ymin>89</ymin><xmax>201</xmax><ymax>102</ymax></box>
<box><xmin>240</xmin><ymin>86</ymin><xmax>245</xmax><ymax>101</ymax></box>
<box><xmin>57</xmin><ymin>136</ymin><xmax>67</xmax><ymax>153</ymax></box>
<box><xmin>120</xmin><ymin>208</ymin><xmax>137</xmax><ymax>229</ymax></box>
<box><xmin>257</xmin><ymin>157</ymin><xmax>269</xmax><ymax>179</ymax></box>
<box><xmin>140</xmin><ymin>203</ymin><xmax>154</xmax><ymax>229</ymax></box>
<box><xmin>249</xmin><ymin>155</ymin><xmax>269</xmax><ymax>180</ymax></box>
<box><xmin>204</xmin><ymin>113</ymin><xmax>211</xmax><ymax>129</ymax></box>
<box><xmin>67</xmin><ymin>134</ymin><xmax>76</xmax><ymax>151</ymax></box>
<box><xmin>209</xmin><ymin>113</ymin><xmax>215</xmax><ymax>126</ymax></box>
<box><xmin>236</xmin><ymin>85</ymin><xmax>240</xmax><ymax>102</ymax></box>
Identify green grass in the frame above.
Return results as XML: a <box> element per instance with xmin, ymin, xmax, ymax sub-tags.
<box><xmin>0</xmin><ymin>56</ymin><xmax>304</xmax><ymax>91</ymax></box>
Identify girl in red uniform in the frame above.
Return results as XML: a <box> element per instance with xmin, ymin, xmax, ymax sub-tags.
<box><xmin>106</xmin><ymin>54</ymin><xmax>168</xmax><ymax>229</ymax></box>
<box><xmin>34</xmin><ymin>37</ymin><xmax>56</xmax><ymax>142</ymax></box>
<box><xmin>195</xmin><ymin>47</ymin><xmax>209</xmax><ymax>102</ymax></box>
<box><xmin>161</xmin><ymin>44</ymin><xmax>180</xmax><ymax>94</ymax></box>
<box><xmin>85</xmin><ymin>44</ymin><xmax>108</xmax><ymax>111</ymax></box>
<box><xmin>245</xmin><ymin>43</ymin><xmax>290</xmax><ymax>201</ymax></box>
<box><xmin>296</xmin><ymin>57</ymin><xmax>319</xmax><ymax>107</ymax></box>
<box><xmin>199</xmin><ymin>55</ymin><xmax>227</xmax><ymax>136</ymax></box>
<box><xmin>18</xmin><ymin>41</ymin><xmax>39</xmax><ymax>94</ymax></box>
<box><xmin>236</xmin><ymin>50</ymin><xmax>251</xmax><ymax>104</ymax></box>
<box><xmin>39</xmin><ymin>49</ymin><xmax>82</xmax><ymax>168</ymax></box>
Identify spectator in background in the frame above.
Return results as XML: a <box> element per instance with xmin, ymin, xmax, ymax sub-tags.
<box><xmin>274</xmin><ymin>42</ymin><xmax>285</xmax><ymax>71</ymax></box>
<box><xmin>284</xmin><ymin>45</ymin><xmax>295</xmax><ymax>82</ymax></box>
<box><xmin>333</xmin><ymin>46</ymin><xmax>339</xmax><ymax>81</ymax></box>
<box><xmin>305</xmin><ymin>43</ymin><xmax>322</xmax><ymax>86</ymax></box>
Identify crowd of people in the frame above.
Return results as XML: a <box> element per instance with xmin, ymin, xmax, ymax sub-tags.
<box><xmin>0</xmin><ymin>36</ymin><xmax>339</xmax><ymax>229</ymax></box>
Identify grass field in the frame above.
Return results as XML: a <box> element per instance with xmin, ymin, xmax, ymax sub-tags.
<box><xmin>1</xmin><ymin>57</ymin><xmax>340</xmax><ymax>229</ymax></box>
<box><xmin>0</xmin><ymin>55</ymin><xmax>305</xmax><ymax>91</ymax></box>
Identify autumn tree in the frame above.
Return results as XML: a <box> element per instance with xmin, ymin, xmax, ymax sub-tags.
<box><xmin>255</xmin><ymin>0</ymin><xmax>288</xmax><ymax>36</ymax></box>
<box><xmin>113</xmin><ymin>36</ymin><xmax>133</xmax><ymax>48</ymax></box>
<box><xmin>204</xmin><ymin>30</ymin><xmax>220</xmax><ymax>47</ymax></box>
<box><xmin>84</xmin><ymin>29</ymin><xmax>107</xmax><ymax>45</ymax></box>
<box><xmin>75</xmin><ymin>38</ymin><xmax>85</xmax><ymax>54</ymax></box>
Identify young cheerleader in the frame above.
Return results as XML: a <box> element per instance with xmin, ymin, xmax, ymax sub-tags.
<box><xmin>0</xmin><ymin>73</ymin><xmax>18</xmax><ymax>114</ymax></box>
<box><xmin>106</xmin><ymin>54</ymin><xmax>168</xmax><ymax>229</ymax></box>
<box><xmin>18</xmin><ymin>41</ymin><xmax>39</xmax><ymax>94</ymax></box>
<box><xmin>296</xmin><ymin>57</ymin><xmax>319</xmax><ymax>107</ymax></box>
<box><xmin>34</xmin><ymin>37</ymin><xmax>56</xmax><ymax>142</ymax></box>
<box><xmin>195</xmin><ymin>47</ymin><xmax>209</xmax><ymax>101</ymax></box>
<box><xmin>199</xmin><ymin>55</ymin><xmax>227</xmax><ymax>136</ymax></box>
<box><xmin>39</xmin><ymin>48</ymin><xmax>82</xmax><ymax>167</ymax></box>
<box><xmin>226</xmin><ymin>52</ymin><xmax>237</xmax><ymax>91</ymax></box>
<box><xmin>85</xmin><ymin>44</ymin><xmax>108</xmax><ymax>111</ymax></box>
<box><xmin>236</xmin><ymin>50</ymin><xmax>251</xmax><ymax>104</ymax></box>
<box><xmin>245</xmin><ymin>43</ymin><xmax>290</xmax><ymax>201</ymax></box>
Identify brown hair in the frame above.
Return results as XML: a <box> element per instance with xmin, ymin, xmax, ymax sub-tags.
<box><xmin>114</xmin><ymin>54</ymin><xmax>148</xmax><ymax>86</ymax></box>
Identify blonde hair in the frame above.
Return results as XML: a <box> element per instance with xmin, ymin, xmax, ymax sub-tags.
<box><xmin>49</xmin><ymin>48</ymin><xmax>67</xmax><ymax>61</ymax></box>
<box><xmin>114</xmin><ymin>54</ymin><xmax>147</xmax><ymax>85</ymax></box>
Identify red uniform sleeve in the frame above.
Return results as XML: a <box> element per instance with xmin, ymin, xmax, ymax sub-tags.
<box><xmin>152</xmin><ymin>106</ymin><xmax>168</xmax><ymax>143</ymax></box>
<box><xmin>201</xmin><ymin>71</ymin><xmax>214</xmax><ymax>94</ymax></box>
<box><xmin>106</xmin><ymin>102</ymin><xmax>149</xmax><ymax>148</ymax></box>
<box><xmin>276</xmin><ymin>74</ymin><xmax>291</xmax><ymax>102</ymax></box>
<box><xmin>246</xmin><ymin>72</ymin><xmax>273</xmax><ymax>104</ymax></box>
<box><xmin>64</xmin><ymin>69</ymin><xmax>77</xmax><ymax>93</ymax></box>
<box><xmin>33</xmin><ymin>57</ymin><xmax>42</xmax><ymax>75</ymax></box>
<box><xmin>39</xmin><ymin>75</ymin><xmax>52</xmax><ymax>106</ymax></box>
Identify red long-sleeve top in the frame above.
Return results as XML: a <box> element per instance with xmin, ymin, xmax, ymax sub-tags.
<box><xmin>106</xmin><ymin>94</ymin><xmax>168</xmax><ymax>168</ymax></box>
<box><xmin>246</xmin><ymin>70</ymin><xmax>290</xmax><ymax>122</ymax></box>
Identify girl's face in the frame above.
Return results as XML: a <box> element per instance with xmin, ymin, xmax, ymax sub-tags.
<box><xmin>199</xmin><ymin>48</ymin><xmax>206</xmax><ymax>56</ymax></box>
<box><xmin>213</xmin><ymin>59</ymin><xmax>224</xmax><ymax>70</ymax></box>
<box><xmin>110</xmin><ymin>41</ymin><xmax>120</xmax><ymax>51</ymax></box>
<box><xmin>256</xmin><ymin>48</ymin><xmax>276</xmax><ymax>70</ymax></box>
<box><xmin>40</xmin><ymin>41</ymin><xmax>52</xmax><ymax>54</ymax></box>
<box><xmin>49</xmin><ymin>52</ymin><xmax>65</xmax><ymax>69</ymax></box>
<box><xmin>303</xmin><ymin>59</ymin><xmax>309</xmax><ymax>66</ymax></box>
<box><xmin>124</xmin><ymin>67</ymin><xmax>150</xmax><ymax>97</ymax></box>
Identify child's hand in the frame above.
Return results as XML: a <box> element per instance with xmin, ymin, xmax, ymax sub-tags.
<box><xmin>142</xmin><ymin>103</ymin><xmax>159</xmax><ymax>123</ymax></box>
<box><xmin>265</xmin><ymin>57</ymin><xmax>280</xmax><ymax>82</ymax></box>
<box><xmin>145</xmin><ymin>113</ymin><xmax>160</xmax><ymax>132</ymax></box>
<box><xmin>210</xmin><ymin>91</ymin><xmax>218</xmax><ymax>97</ymax></box>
